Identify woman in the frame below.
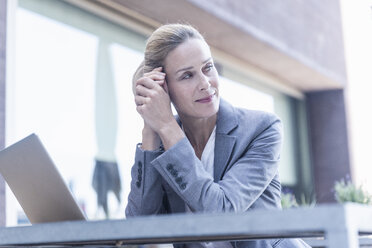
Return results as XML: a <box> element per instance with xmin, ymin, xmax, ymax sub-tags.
<box><xmin>126</xmin><ymin>24</ymin><xmax>310</xmax><ymax>248</ymax></box>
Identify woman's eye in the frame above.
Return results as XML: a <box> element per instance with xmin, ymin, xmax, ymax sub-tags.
<box><xmin>204</xmin><ymin>63</ymin><xmax>214</xmax><ymax>72</ymax></box>
<box><xmin>181</xmin><ymin>72</ymin><xmax>192</xmax><ymax>80</ymax></box>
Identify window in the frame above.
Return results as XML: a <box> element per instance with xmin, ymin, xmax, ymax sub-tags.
<box><xmin>7</xmin><ymin>0</ymin><xmax>311</xmax><ymax>226</ymax></box>
<box><xmin>8</xmin><ymin>0</ymin><xmax>145</xmax><ymax>225</ymax></box>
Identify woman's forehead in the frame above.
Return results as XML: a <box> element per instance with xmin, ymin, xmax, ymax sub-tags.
<box><xmin>165</xmin><ymin>39</ymin><xmax>211</xmax><ymax>73</ymax></box>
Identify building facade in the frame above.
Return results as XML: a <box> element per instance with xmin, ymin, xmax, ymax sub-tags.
<box><xmin>0</xmin><ymin>0</ymin><xmax>354</xmax><ymax>225</ymax></box>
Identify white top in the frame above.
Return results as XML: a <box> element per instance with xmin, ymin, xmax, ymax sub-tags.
<box><xmin>200</xmin><ymin>125</ymin><xmax>216</xmax><ymax>177</ymax></box>
<box><xmin>185</xmin><ymin>126</ymin><xmax>233</xmax><ymax>248</ymax></box>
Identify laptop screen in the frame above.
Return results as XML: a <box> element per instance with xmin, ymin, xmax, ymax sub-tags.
<box><xmin>0</xmin><ymin>134</ymin><xmax>86</xmax><ymax>224</ymax></box>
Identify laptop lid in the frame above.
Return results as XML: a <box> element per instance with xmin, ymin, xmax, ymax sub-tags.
<box><xmin>0</xmin><ymin>134</ymin><xmax>86</xmax><ymax>224</ymax></box>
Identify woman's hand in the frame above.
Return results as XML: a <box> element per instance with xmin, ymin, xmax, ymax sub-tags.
<box><xmin>135</xmin><ymin>67</ymin><xmax>185</xmax><ymax>150</ymax></box>
<box><xmin>135</xmin><ymin>67</ymin><xmax>174</xmax><ymax>133</ymax></box>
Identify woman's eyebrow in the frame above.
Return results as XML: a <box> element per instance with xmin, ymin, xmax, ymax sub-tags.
<box><xmin>203</xmin><ymin>57</ymin><xmax>212</xmax><ymax>64</ymax></box>
<box><xmin>176</xmin><ymin>66</ymin><xmax>193</xmax><ymax>74</ymax></box>
<box><xmin>175</xmin><ymin>57</ymin><xmax>212</xmax><ymax>74</ymax></box>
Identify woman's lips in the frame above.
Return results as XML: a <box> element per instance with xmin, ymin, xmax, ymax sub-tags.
<box><xmin>195</xmin><ymin>94</ymin><xmax>215</xmax><ymax>103</ymax></box>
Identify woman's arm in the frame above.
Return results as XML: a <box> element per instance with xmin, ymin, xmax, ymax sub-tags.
<box><xmin>126</xmin><ymin>67</ymin><xmax>171</xmax><ymax>217</ymax></box>
<box><xmin>149</xmin><ymin>118</ymin><xmax>282</xmax><ymax>213</ymax></box>
<box><xmin>125</xmin><ymin>140</ymin><xmax>166</xmax><ymax>217</ymax></box>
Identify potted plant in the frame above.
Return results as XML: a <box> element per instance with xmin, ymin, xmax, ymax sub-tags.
<box><xmin>334</xmin><ymin>178</ymin><xmax>372</xmax><ymax>204</ymax></box>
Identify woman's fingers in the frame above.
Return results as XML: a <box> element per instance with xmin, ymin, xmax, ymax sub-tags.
<box><xmin>135</xmin><ymin>66</ymin><xmax>167</xmax><ymax>105</ymax></box>
<box><xmin>134</xmin><ymin>95</ymin><xmax>148</xmax><ymax>106</ymax></box>
<box><xmin>135</xmin><ymin>83</ymin><xmax>154</xmax><ymax>97</ymax></box>
<box><xmin>135</xmin><ymin>80</ymin><xmax>165</xmax><ymax>103</ymax></box>
<box><xmin>133</xmin><ymin>67</ymin><xmax>175</xmax><ymax>134</ymax></box>
<box><xmin>147</xmin><ymin>66</ymin><xmax>163</xmax><ymax>74</ymax></box>
<box><xmin>143</xmin><ymin>73</ymin><xmax>165</xmax><ymax>81</ymax></box>
<box><xmin>143</xmin><ymin>67</ymin><xmax>165</xmax><ymax>81</ymax></box>
<box><xmin>134</xmin><ymin>67</ymin><xmax>173</xmax><ymax>130</ymax></box>
<box><xmin>136</xmin><ymin>67</ymin><xmax>166</xmax><ymax>90</ymax></box>
<box><xmin>136</xmin><ymin>75</ymin><xmax>165</xmax><ymax>92</ymax></box>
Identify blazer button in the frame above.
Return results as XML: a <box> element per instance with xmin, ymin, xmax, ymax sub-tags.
<box><xmin>175</xmin><ymin>177</ymin><xmax>182</xmax><ymax>184</ymax></box>
<box><xmin>136</xmin><ymin>181</ymin><xmax>141</xmax><ymax>188</ymax></box>
<box><xmin>180</xmin><ymin>183</ymin><xmax>187</xmax><ymax>190</ymax></box>
<box><xmin>166</xmin><ymin>163</ymin><xmax>174</xmax><ymax>171</ymax></box>
<box><xmin>171</xmin><ymin>169</ymin><xmax>178</xmax><ymax>177</ymax></box>
<box><xmin>138</xmin><ymin>161</ymin><xmax>142</xmax><ymax>168</ymax></box>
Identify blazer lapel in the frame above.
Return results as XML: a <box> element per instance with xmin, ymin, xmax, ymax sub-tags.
<box><xmin>173</xmin><ymin>99</ymin><xmax>238</xmax><ymax>204</ymax></box>
<box><xmin>214</xmin><ymin>134</ymin><xmax>236</xmax><ymax>182</ymax></box>
<box><xmin>213</xmin><ymin>99</ymin><xmax>238</xmax><ymax>182</ymax></box>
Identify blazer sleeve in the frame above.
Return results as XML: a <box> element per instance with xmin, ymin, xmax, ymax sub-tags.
<box><xmin>150</xmin><ymin>119</ymin><xmax>282</xmax><ymax>213</ymax></box>
<box><xmin>125</xmin><ymin>145</ymin><xmax>165</xmax><ymax>217</ymax></box>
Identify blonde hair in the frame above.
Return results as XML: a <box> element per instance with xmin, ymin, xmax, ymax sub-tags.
<box><xmin>132</xmin><ymin>24</ymin><xmax>204</xmax><ymax>93</ymax></box>
<box><xmin>144</xmin><ymin>23</ymin><xmax>204</xmax><ymax>73</ymax></box>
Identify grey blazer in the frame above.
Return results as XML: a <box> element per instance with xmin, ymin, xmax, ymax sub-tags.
<box><xmin>126</xmin><ymin>99</ymin><xmax>310</xmax><ymax>248</ymax></box>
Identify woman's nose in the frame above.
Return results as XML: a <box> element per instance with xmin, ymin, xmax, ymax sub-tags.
<box><xmin>198</xmin><ymin>74</ymin><xmax>211</xmax><ymax>90</ymax></box>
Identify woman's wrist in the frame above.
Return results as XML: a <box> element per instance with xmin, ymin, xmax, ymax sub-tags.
<box><xmin>141</xmin><ymin>125</ymin><xmax>161</xmax><ymax>150</ymax></box>
<box><xmin>158</xmin><ymin>120</ymin><xmax>185</xmax><ymax>150</ymax></box>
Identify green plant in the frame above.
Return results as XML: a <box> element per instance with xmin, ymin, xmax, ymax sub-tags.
<box><xmin>334</xmin><ymin>179</ymin><xmax>372</xmax><ymax>204</ymax></box>
<box><xmin>281</xmin><ymin>192</ymin><xmax>299</xmax><ymax>209</ymax></box>
<box><xmin>298</xmin><ymin>193</ymin><xmax>317</xmax><ymax>207</ymax></box>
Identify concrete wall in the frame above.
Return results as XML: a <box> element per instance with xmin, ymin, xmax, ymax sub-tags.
<box><xmin>108</xmin><ymin>0</ymin><xmax>347</xmax><ymax>91</ymax></box>
<box><xmin>0</xmin><ymin>0</ymin><xmax>7</xmax><ymax>226</ymax></box>
<box><xmin>188</xmin><ymin>0</ymin><xmax>347</xmax><ymax>87</ymax></box>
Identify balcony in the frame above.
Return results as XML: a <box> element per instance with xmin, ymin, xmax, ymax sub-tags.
<box><xmin>0</xmin><ymin>203</ymin><xmax>371</xmax><ymax>248</ymax></box>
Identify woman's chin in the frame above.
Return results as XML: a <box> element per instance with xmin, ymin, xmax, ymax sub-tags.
<box><xmin>192</xmin><ymin>105</ymin><xmax>219</xmax><ymax>119</ymax></box>
<box><xmin>194</xmin><ymin>96</ymin><xmax>219</xmax><ymax>118</ymax></box>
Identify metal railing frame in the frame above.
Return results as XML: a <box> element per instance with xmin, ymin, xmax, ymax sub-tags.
<box><xmin>0</xmin><ymin>203</ymin><xmax>371</xmax><ymax>248</ymax></box>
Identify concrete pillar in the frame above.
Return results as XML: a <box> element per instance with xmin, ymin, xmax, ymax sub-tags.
<box><xmin>306</xmin><ymin>89</ymin><xmax>351</xmax><ymax>203</ymax></box>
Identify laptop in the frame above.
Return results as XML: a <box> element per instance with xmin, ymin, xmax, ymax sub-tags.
<box><xmin>0</xmin><ymin>133</ymin><xmax>86</xmax><ymax>224</ymax></box>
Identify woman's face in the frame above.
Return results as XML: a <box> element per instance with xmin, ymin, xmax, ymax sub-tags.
<box><xmin>164</xmin><ymin>38</ymin><xmax>220</xmax><ymax>120</ymax></box>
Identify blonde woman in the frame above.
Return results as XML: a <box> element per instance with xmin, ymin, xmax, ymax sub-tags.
<box><xmin>126</xmin><ymin>24</ymin><xmax>310</xmax><ymax>248</ymax></box>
